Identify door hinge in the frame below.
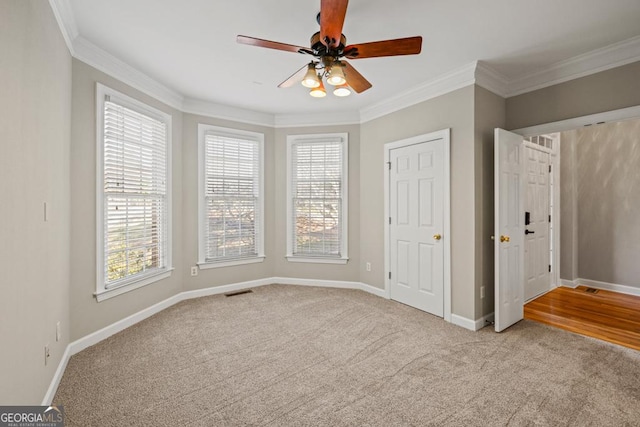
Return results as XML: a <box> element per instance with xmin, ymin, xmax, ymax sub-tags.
<box><xmin>549</xmin><ymin>165</ymin><xmax>552</xmax><ymax>173</ymax></box>
<box><xmin>389</xmin><ymin>217</ymin><xmax>391</xmax><ymax>224</ymax></box>
<box><xmin>387</xmin><ymin>162</ymin><xmax>391</xmax><ymax>170</ymax></box>
<box><xmin>389</xmin><ymin>271</ymin><xmax>392</xmax><ymax>280</ymax></box>
<box><xmin>549</xmin><ymin>215</ymin><xmax>551</xmax><ymax>222</ymax></box>
<box><xmin>549</xmin><ymin>265</ymin><xmax>551</xmax><ymax>272</ymax></box>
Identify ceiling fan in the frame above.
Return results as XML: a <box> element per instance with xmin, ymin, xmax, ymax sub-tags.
<box><xmin>237</xmin><ymin>0</ymin><xmax>422</xmax><ymax>98</ymax></box>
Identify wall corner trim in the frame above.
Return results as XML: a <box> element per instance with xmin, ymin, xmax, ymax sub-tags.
<box><xmin>560</xmin><ymin>279</ymin><xmax>579</xmax><ymax>288</ymax></box>
<box><xmin>451</xmin><ymin>313</ymin><xmax>494</xmax><ymax>332</ymax></box>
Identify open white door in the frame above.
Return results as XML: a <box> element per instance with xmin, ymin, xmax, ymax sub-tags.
<box><xmin>494</xmin><ymin>128</ymin><xmax>525</xmax><ymax>332</ymax></box>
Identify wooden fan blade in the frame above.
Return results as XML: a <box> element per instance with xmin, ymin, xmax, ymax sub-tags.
<box><xmin>278</xmin><ymin>64</ymin><xmax>309</xmax><ymax>88</ymax></box>
<box><xmin>342</xmin><ymin>61</ymin><xmax>372</xmax><ymax>93</ymax></box>
<box><xmin>344</xmin><ymin>36</ymin><xmax>422</xmax><ymax>59</ymax></box>
<box><xmin>320</xmin><ymin>0</ymin><xmax>349</xmax><ymax>48</ymax></box>
<box><xmin>237</xmin><ymin>35</ymin><xmax>312</xmax><ymax>55</ymax></box>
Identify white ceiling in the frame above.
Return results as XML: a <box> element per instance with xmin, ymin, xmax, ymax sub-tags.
<box><xmin>67</xmin><ymin>0</ymin><xmax>640</xmax><ymax>116</ymax></box>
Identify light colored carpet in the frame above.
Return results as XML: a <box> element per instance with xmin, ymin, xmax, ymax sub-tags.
<box><xmin>54</xmin><ymin>284</ymin><xmax>640</xmax><ymax>426</ymax></box>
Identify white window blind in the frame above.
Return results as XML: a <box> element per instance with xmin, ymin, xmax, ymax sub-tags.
<box><xmin>288</xmin><ymin>134</ymin><xmax>348</xmax><ymax>260</ymax></box>
<box><xmin>201</xmin><ymin>129</ymin><xmax>263</xmax><ymax>263</ymax></box>
<box><xmin>101</xmin><ymin>93</ymin><xmax>169</xmax><ymax>290</ymax></box>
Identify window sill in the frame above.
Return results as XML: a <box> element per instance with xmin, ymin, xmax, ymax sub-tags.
<box><xmin>95</xmin><ymin>269</ymin><xmax>174</xmax><ymax>302</ymax></box>
<box><xmin>198</xmin><ymin>256</ymin><xmax>265</xmax><ymax>270</ymax></box>
<box><xmin>286</xmin><ymin>256</ymin><xmax>349</xmax><ymax>265</ymax></box>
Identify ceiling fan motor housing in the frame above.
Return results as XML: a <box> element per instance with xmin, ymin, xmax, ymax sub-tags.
<box><xmin>310</xmin><ymin>31</ymin><xmax>347</xmax><ymax>58</ymax></box>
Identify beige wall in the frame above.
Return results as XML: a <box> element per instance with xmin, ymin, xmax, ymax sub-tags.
<box><xmin>69</xmin><ymin>60</ymin><xmax>184</xmax><ymax>340</ymax></box>
<box><xmin>474</xmin><ymin>86</ymin><xmax>506</xmax><ymax>318</ymax></box>
<box><xmin>506</xmin><ymin>61</ymin><xmax>640</xmax><ymax>130</ymax></box>
<box><xmin>0</xmin><ymin>1</ymin><xmax>72</xmax><ymax>404</ymax></box>
<box><xmin>359</xmin><ymin>86</ymin><xmax>477</xmax><ymax>320</ymax></box>
<box><xmin>273</xmin><ymin>125</ymin><xmax>361</xmax><ymax>282</ymax></box>
<box><xmin>181</xmin><ymin>114</ymin><xmax>276</xmax><ymax>290</ymax></box>
<box><xmin>559</xmin><ymin>132</ymin><xmax>578</xmax><ymax>281</ymax></box>
<box><xmin>560</xmin><ymin>119</ymin><xmax>640</xmax><ymax>288</ymax></box>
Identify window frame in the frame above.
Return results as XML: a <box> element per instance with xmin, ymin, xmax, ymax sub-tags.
<box><xmin>95</xmin><ymin>83</ymin><xmax>173</xmax><ymax>302</ymax></box>
<box><xmin>197</xmin><ymin>124</ymin><xmax>265</xmax><ymax>269</ymax></box>
<box><xmin>286</xmin><ymin>133</ymin><xmax>349</xmax><ymax>264</ymax></box>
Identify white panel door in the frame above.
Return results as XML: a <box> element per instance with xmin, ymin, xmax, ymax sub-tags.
<box><xmin>389</xmin><ymin>139</ymin><xmax>444</xmax><ymax>317</ymax></box>
<box><xmin>524</xmin><ymin>146</ymin><xmax>551</xmax><ymax>300</ymax></box>
<box><xmin>494</xmin><ymin>129</ymin><xmax>525</xmax><ymax>332</ymax></box>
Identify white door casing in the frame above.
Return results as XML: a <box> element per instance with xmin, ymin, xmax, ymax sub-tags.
<box><xmin>384</xmin><ymin>130</ymin><xmax>450</xmax><ymax>321</ymax></box>
<box><xmin>494</xmin><ymin>129</ymin><xmax>525</xmax><ymax>332</ymax></box>
<box><xmin>524</xmin><ymin>145</ymin><xmax>551</xmax><ymax>300</ymax></box>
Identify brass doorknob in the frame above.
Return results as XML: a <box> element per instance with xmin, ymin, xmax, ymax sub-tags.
<box><xmin>433</xmin><ymin>234</ymin><xmax>442</xmax><ymax>241</ymax></box>
<box><xmin>500</xmin><ymin>235</ymin><xmax>510</xmax><ymax>243</ymax></box>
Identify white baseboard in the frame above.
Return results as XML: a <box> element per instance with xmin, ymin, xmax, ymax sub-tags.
<box><xmin>576</xmin><ymin>278</ymin><xmax>640</xmax><ymax>297</ymax></box>
<box><xmin>273</xmin><ymin>277</ymin><xmax>361</xmax><ymax>289</ymax></box>
<box><xmin>359</xmin><ymin>282</ymin><xmax>388</xmax><ymax>299</ymax></box>
<box><xmin>42</xmin><ymin>277</ymin><xmax>427</xmax><ymax>403</ymax></box>
<box><xmin>450</xmin><ymin>312</ymin><xmax>494</xmax><ymax>332</ymax></box>
<box><xmin>68</xmin><ymin>293</ymin><xmax>183</xmax><ymax>356</ymax></box>
<box><xmin>41</xmin><ymin>345</ymin><xmax>71</xmax><ymax>405</ymax></box>
<box><xmin>560</xmin><ymin>279</ymin><xmax>578</xmax><ymax>288</ymax></box>
<box><xmin>181</xmin><ymin>277</ymin><xmax>274</xmax><ymax>300</ymax></box>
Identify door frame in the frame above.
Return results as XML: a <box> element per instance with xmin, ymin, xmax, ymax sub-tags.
<box><xmin>512</xmin><ymin>105</ymin><xmax>640</xmax><ymax>291</ymax></box>
<box><xmin>383</xmin><ymin>128</ymin><xmax>451</xmax><ymax>322</ymax></box>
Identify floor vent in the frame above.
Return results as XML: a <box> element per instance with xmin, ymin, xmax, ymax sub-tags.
<box><xmin>585</xmin><ymin>288</ymin><xmax>599</xmax><ymax>294</ymax></box>
<box><xmin>224</xmin><ymin>289</ymin><xmax>253</xmax><ymax>297</ymax></box>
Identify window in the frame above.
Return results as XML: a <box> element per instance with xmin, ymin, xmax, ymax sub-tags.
<box><xmin>198</xmin><ymin>125</ymin><xmax>264</xmax><ymax>268</ymax></box>
<box><xmin>286</xmin><ymin>133</ymin><xmax>348</xmax><ymax>263</ymax></box>
<box><xmin>96</xmin><ymin>84</ymin><xmax>172</xmax><ymax>301</ymax></box>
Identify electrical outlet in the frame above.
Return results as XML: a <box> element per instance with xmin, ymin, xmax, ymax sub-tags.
<box><xmin>366</xmin><ymin>262</ymin><xmax>371</xmax><ymax>272</ymax></box>
<box><xmin>190</xmin><ymin>266</ymin><xmax>198</xmax><ymax>276</ymax></box>
<box><xmin>56</xmin><ymin>321</ymin><xmax>61</xmax><ymax>342</ymax></box>
<box><xmin>44</xmin><ymin>345</ymin><xmax>50</xmax><ymax>366</ymax></box>
<box><xmin>481</xmin><ymin>286</ymin><xmax>486</xmax><ymax>299</ymax></box>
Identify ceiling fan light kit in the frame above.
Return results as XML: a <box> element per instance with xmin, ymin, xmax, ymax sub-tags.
<box><xmin>326</xmin><ymin>63</ymin><xmax>346</xmax><ymax>86</ymax></box>
<box><xmin>237</xmin><ymin>0</ymin><xmax>422</xmax><ymax>99</ymax></box>
<box><xmin>301</xmin><ymin>63</ymin><xmax>322</xmax><ymax>88</ymax></box>
<box><xmin>333</xmin><ymin>83</ymin><xmax>351</xmax><ymax>97</ymax></box>
<box><xmin>309</xmin><ymin>80</ymin><xmax>327</xmax><ymax>98</ymax></box>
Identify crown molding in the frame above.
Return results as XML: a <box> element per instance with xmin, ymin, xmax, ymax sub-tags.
<box><xmin>507</xmin><ymin>35</ymin><xmax>640</xmax><ymax>97</ymax></box>
<box><xmin>48</xmin><ymin>0</ymin><xmax>78</xmax><ymax>55</ymax></box>
<box><xmin>47</xmin><ymin>2</ymin><xmax>640</xmax><ymax>127</ymax></box>
<box><xmin>73</xmin><ymin>37</ymin><xmax>185</xmax><ymax>111</ymax></box>
<box><xmin>474</xmin><ymin>62</ymin><xmax>510</xmax><ymax>98</ymax></box>
<box><xmin>182</xmin><ymin>98</ymin><xmax>275</xmax><ymax>127</ymax></box>
<box><xmin>360</xmin><ymin>62</ymin><xmax>478</xmax><ymax>123</ymax></box>
<box><xmin>274</xmin><ymin>110</ymin><xmax>361</xmax><ymax>128</ymax></box>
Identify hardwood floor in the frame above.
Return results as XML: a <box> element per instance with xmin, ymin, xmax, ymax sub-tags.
<box><xmin>524</xmin><ymin>286</ymin><xmax>640</xmax><ymax>351</ymax></box>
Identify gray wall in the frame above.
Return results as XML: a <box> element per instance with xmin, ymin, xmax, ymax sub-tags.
<box><xmin>70</xmin><ymin>60</ymin><xmax>184</xmax><ymax>340</ymax></box>
<box><xmin>560</xmin><ymin>119</ymin><xmax>640</xmax><ymax>288</ymax></box>
<box><xmin>359</xmin><ymin>86</ymin><xmax>477</xmax><ymax>320</ymax></box>
<box><xmin>506</xmin><ymin>61</ymin><xmax>640</xmax><ymax>130</ymax></box>
<box><xmin>559</xmin><ymin>132</ymin><xmax>578</xmax><ymax>281</ymax></box>
<box><xmin>474</xmin><ymin>86</ymin><xmax>506</xmax><ymax>318</ymax></box>
<box><xmin>0</xmin><ymin>1</ymin><xmax>72</xmax><ymax>404</ymax></box>
<box><xmin>181</xmin><ymin>114</ymin><xmax>276</xmax><ymax>290</ymax></box>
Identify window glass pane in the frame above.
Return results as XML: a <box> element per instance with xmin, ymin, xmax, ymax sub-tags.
<box><xmin>103</xmin><ymin>98</ymin><xmax>168</xmax><ymax>288</ymax></box>
<box><xmin>290</xmin><ymin>139</ymin><xmax>345</xmax><ymax>257</ymax></box>
<box><xmin>203</xmin><ymin>132</ymin><xmax>261</xmax><ymax>261</ymax></box>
